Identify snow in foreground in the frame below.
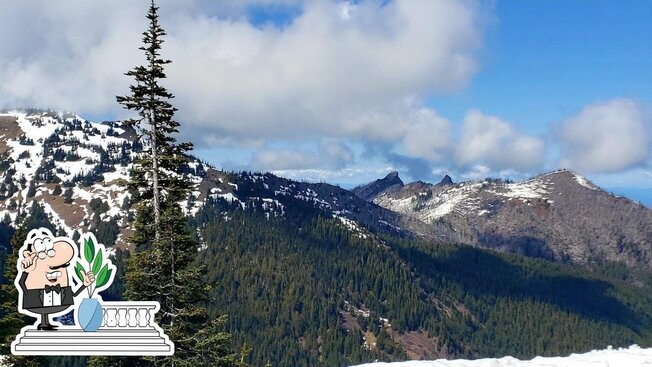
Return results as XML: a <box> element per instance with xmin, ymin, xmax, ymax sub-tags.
<box><xmin>351</xmin><ymin>345</ymin><xmax>652</xmax><ymax>367</ymax></box>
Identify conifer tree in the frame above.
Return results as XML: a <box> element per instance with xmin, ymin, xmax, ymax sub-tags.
<box><xmin>90</xmin><ymin>1</ymin><xmax>238</xmax><ymax>366</ymax></box>
<box><xmin>116</xmin><ymin>0</ymin><xmax>192</xmax><ymax>241</ymax></box>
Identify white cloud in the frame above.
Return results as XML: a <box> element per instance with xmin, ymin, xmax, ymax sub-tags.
<box><xmin>269</xmin><ymin>166</ymin><xmax>395</xmax><ymax>186</ymax></box>
<box><xmin>252</xmin><ymin>139</ymin><xmax>354</xmax><ymax>170</ymax></box>
<box><xmin>0</xmin><ymin>0</ymin><xmax>145</xmax><ymax>115</ymax></box>
<box><xmin>173</xmin><ymin>0</ymin><xmax>484</xmax><ymax>144</ymax></box>
<box><xmin>7</xmin><ymin>0</ymin><xmax>574</xmax><ymax>182</ymax></box>
<box><xmin>253</xmin><ymin>149</ymin><xmax>319</xmax><ymax>170</ymax></box>
<box><xmin>401</xmin><ymin>108</ymin><xmax>452</xmax><ymax>161</ymax></box>
<box><xmin>558</xmin><ymin>98</ymin><xmax>649</xmax><ymax>174</ymax></box>
<box><xmin>319</xmin><ymin>139</ymin><xmax>355</xmax><ymax>168</ymax></box>
<box><xmin>0</xmin><ymin>0</ymin><xmax>486</xmax><ymax>147</ymax></box>
<box><xmin>457</xmin><ymin>110</ymin><xmax>546</xmax><ymax>171</ymax></box>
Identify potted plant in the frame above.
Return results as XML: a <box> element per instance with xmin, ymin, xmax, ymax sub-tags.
<box><xmin>73</xmin><ymin>235</ymin><xmax>114</xmax><ymax>332</ymax></box>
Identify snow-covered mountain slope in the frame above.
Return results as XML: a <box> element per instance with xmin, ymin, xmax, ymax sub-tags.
<box><xmin>224</xmin><ymin>171</ymin><xmax>444</xmax><ymax>239</ymax></box>
<box><xmin>0</xmin><ymin>110</ymin><xmax>428</xmax><ymax>249</ymax></box>
<box><xmin>0</xmin><ymin>110</ymin><xmax>250</xmax><ymax>248</ymax></box>
<box><xmin>357</xmin><ymin>170</ymin><xmax>652</xmax><ymax>270</ymax></box>
<box><xmin>0</xmin><ymin>110</ymin><xmax>133</xmax><ymax>245</ymax></box>
<box><xmin>351</xmin><ymin>345</ymin><xmax>652</xmax><ymax>367</ymax></box>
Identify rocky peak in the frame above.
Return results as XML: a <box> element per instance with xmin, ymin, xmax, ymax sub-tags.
<box><xmin>438</xmin><ymin>174</ymin><xmax>454</xmax><ymax>186</ymax></box>
<box><xmin>352</xmin><ymin>171</ymin><xmax>404</xmax><ymax>201</ymax></box>
<box><xmin>539</xmin><ymin>169</ymin><xmax>601</xmax><ymax>191</ymax></box>
<box><xmin>385</xmin><ymin>171</ymin><xmax>400</xmax><ymax>179</ymax></box>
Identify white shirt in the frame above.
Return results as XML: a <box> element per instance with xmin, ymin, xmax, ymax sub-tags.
<box><xmin>42</xmin><ymin>288</ymin><xmax>62</xmax><ymax>307</ymax></box>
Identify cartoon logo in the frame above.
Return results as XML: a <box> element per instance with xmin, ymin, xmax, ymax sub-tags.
<box><xmin>11</xmin><ymin>228</ymin><xmax>174</xmax><ymax>356</ymax></box>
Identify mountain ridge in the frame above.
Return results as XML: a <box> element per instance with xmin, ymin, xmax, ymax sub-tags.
<box><xmin>355</xmin><ymin>169</ymin><xmax>652</xmax><ymax>271</ymax></box>
<box><xmin>0</xmin><ymin>109</ymin><xmax>437</xmax><ymax>249</ymax></box>
<box><xmin>2</xmin><ymin>109</ymin><xmax>652</xmax><ymax>365</ymax></box>
<box><xmin>0</xmin><ymin>108</ymin><xmax>650</xmax><ymax>272</ymax></box>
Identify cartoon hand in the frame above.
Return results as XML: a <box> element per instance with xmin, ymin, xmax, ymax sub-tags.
<box><xmin>83</xmin><ymin>271</ymin><xmax>96</xmax><ymax>287</ymax></box>
<box><xmin>21</xmin><ymin>252</ymin><xmax>38</xmax><ymax>273</ymax></box>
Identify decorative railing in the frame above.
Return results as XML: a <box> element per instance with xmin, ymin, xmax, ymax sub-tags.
<box><xmin>100</xmin><ymin>301</ymin><xmax>159</xmax><ymax>329</ymax></box>
<box><xmin>12</xmin><ymin>301</ymin><xmax>174</xmax><ymax>356</ymax></box>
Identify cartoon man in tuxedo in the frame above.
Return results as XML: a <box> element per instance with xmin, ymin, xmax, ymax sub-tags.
<box><xmin>16</xmin><ymin>228</ymin><xmax>95</xmax><ymax>330</ymax></box>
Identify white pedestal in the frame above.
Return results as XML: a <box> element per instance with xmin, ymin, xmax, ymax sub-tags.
<box><xmin>12</xmin><ymin>327</ymin><xmax>173</xmax><ymax>355</ymax></box>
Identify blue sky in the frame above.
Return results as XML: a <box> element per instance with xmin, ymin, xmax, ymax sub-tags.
<box><xmin>431</xmin><ymin>0</ymin><xmax>652</xmax><ymax>129</ymax></box>
<box><xmin>204</xmin><ymin>0</ymin><xmax>652</xmax><ymax>191</ymax></box>
<box><xmin>0</xmin><ymin>0</ymin><xmax>650</xmax><ymax>203</ymax></box>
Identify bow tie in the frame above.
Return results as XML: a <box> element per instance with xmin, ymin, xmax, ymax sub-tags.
<box><xmin>45</xmin><ymin>284</ymin><xmax>61</xmax><ymax>294</ymax></box>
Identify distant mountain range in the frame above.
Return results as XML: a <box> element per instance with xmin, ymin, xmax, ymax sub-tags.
<box><xmin>354</xmin><ymin>169</ymin><xmax>652</xmax><ymax>271</ymax></box>
<box><xmin>2</xmin><ymin>109</ymin><xmax>652</xmax><ymax>365</ymax></box>
<box><xmin>1</xmin><ymin>109</ymin><xmax>651</xmax><ymax>271</ymax></box>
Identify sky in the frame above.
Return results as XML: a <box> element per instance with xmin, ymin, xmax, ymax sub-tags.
<box><xmin>0</xmin><ymin>0</ymin><xmax>651</xmax><ymax>202</ymax></box>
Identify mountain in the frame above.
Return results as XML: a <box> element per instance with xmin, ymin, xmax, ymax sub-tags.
<box><xmin>2</xmin><ymin>109</ymin><xmax>652</xmax><ymax>366</ymax></box>
<box><xmin>195</xmin><ymin>196</ymin><xmax>652</xmax><ymax>365</ymax></box>
<box><xmin>0</xmin><ymin>109</ymin><xmax>205</xmax><ymax>249</ymax></box>
<box><xmin>352</xmin><ymin>171</ymin><xmax>404</xmax><ymax>201</ymax></box>
<box><xmin>0</xmin><ymin>110</ymin><xmax>428</xmax><ymax>249</ymax></box>
<box><xmin>438</xmin><ymin>174</ymin><xmax>454</xmax><ymax>186</ymax></box>
<box><xmin>357</xmin><ymin>171</ymin><xmax>652</xmax><ymax>271</ymax></box>
<box><xmin>5</xmin><ymin>109</ymin><xmax>648</xmax><ymax>274</ymax></box>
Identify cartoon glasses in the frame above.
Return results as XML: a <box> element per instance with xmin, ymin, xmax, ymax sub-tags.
<box><xmin>33</xmin><ymin>238</ymin><xmax>55</xmax><ymax>259</ymax></box>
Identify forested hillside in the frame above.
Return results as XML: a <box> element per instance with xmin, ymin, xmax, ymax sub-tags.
<box><xmin>188</xmin><ymin>197</ymin><xmax>652</xmax><ymax>366</ymax></box>
<box><xmin>2</xmin><ymin>193</ymin><xmax>652</xmax><ymax>366</ymax></box>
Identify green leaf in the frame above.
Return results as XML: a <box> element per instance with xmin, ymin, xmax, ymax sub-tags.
<box><xmin>74</xmin><ymin>262</ymin><xmax>85</xmax><ymax>283</ymax></box>
<box><xmin>84</xmin><ymin>236</ymin><xmax>95</xmax><ymax>263</ymax></box>
<box><xmin>97</xmin><ymin>268</ymin><xmax>113</xmax><ymax>289</ymax></box>
<box><xmin>92</xmin><ymin>248</ymin><xmax>103</xmax><ymax>275</ymax></box>
<box><xmin>96</xmin><ymin>264</ymin><xmax>109</xmax><ymax>288</ymax></box>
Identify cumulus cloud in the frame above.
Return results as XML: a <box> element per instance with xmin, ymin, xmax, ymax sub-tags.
<box><xmin>253</xmin><ymin>149</ymin><xmax>319</xmax><ymax>170</ymax></box>
<box><xmin>252</xmin><ymin>139</ymin><xmax>354</xmax><ymax>170</ymax></box>
<box><xmin>0</xmin><ymin>1</ymin><xmax>145</xmax><ymax>114</ymax></box>
<box><xmin>166</xmin><ymin>0</ymin><xmax>486</xmax><ymax>146</ymax></box>
<box><xmin>401</xmin><ymin>108</ymin><xmax>452</xmax><ymax>161</ymax></box>
<box><xmin>268</xmin><ymin>166</ymin><xmax>395</xmax><ymax>185</ymax></box>
<box><xmin>557</xmin><ymin>99</ymin><xmax>649</xmax><ymax>174</ymax></box>
<box><xmin>0</xmin><ymin>0</ymin><xmax>486</xmax><ymax>146</ymax></box>
<box><xmin>456</xmin><ymin>110</ymin><xmax>546</xmax><ymax>171</ymax></box>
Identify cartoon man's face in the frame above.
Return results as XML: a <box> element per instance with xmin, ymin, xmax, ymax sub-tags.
<box><xmin>22</xmin><ymin>233</ymin><xmax>75</xmax><ymax>290</ymax></box>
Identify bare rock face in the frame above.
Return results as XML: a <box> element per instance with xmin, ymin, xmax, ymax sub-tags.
<box><xmin>437</xmin><ymin>174</ymin><xmax>454</xmax><ymax>186</ymax></box>
<box><xmin>352</xmin><ymin>171</ymin><xmax>404</xmax><ymax>201</ymax></box>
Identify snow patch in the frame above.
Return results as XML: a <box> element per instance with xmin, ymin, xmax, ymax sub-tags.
<box><xmin>374</xmin><ymin>183</ymin><xmax>483</xmax><ymax>222</ymax></box>
<box><xmin>351</xmin><ymin>345</ymin><xmax>652</xmax><ymax>367</ymax></box>
<box><xmin>574</xmin><ymin>174</ymin><xmax>599</xmax><ymax>190</ymax></box>
<box><xmin>218</xmin><ymin>193</ymin><xmax>238</xmax><ymax>203</ymax></box>
<box><xmin>335</xmin><ymin>215</ymin><xmax>367</xmax><ymax>239</ymax></box>
<box><xmin>494</xmin><ymin>180</ymin><xmax>548</xmax><ymax>200</ymax></box>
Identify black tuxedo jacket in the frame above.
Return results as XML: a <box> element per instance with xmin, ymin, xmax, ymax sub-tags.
<box><xmin>18</xmin><ymin>272</ymin><xmax>86</xmax><ymax>310</ymax></box>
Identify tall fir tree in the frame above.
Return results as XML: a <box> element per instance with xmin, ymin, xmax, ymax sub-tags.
<box><xmin>91</xmin><ymin>1</ymin><xmax>237</xmax><ymax>366</ymax></box>
<box><xmin>115</xmin><ymin>0</ymin><xmax>192</xmax><ymax>241</ymax></box>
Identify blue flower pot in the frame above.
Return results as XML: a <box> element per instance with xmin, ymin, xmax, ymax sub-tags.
<box><xmin>78</xmin><ymin>298</ymin><xmax>103</xmax><ymax>332</ymax></box>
